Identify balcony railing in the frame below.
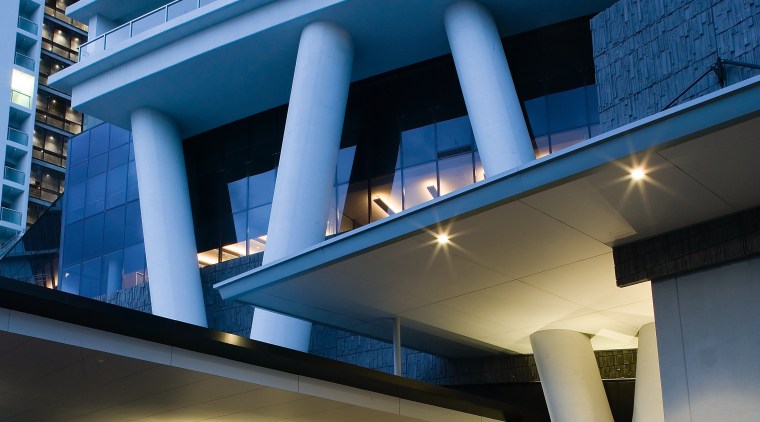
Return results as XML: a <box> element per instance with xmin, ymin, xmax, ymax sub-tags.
<box><xmin>7</xmin><ymin>128</ymin><xmax>29</xmax><ymax>147</ymax></box>
<box><xmin>14</xmin><ymin>52</ymin><xmax>35</xmax><ymax>71</ymax></box>
<box><xmin>11</xmin><ymin>90</ymin><xmax>32</xmax><ymax>109</ymax></box>
<box><xmin>0</xmin><ymin>207</ymin><xmax>22</xmax><ymax>226</ymax></box>
<box><xmin>4</xmin><ymin>166</ymin><xmax>25</xmax><ymax>185</ymax></box>
<box><xmin>80</xmin><ymin>0</ymin><xmax>219</xmax><ymax>59</ymax></box>
<box><xmin>18</xmin><ymin>16</ymin><xmax>38</xmax><ymax>35</ymax></box>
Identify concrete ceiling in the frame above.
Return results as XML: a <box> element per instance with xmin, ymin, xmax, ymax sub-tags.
<box><xmin>219</xmin><ymin>103</ymin><xmax>760</xmax><ymax>355</ymax></box>
<box><xmin>0</xmin><ymin>329</ymin><xmax>488</xmax><ymax>422</ymax></box>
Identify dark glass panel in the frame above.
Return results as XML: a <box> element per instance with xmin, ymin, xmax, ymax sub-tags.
<box><xmin>109</xmin><ymin>125</ymin><xmax>130</xmax><ymax>149</ymax></box>
<box><xmin>82</xmin><ymin>214</ymin><xmax>104</xmax><ymax>260</ymax></box>
<box><xmin>65</xmin><ymin>181</ymin><xmax>85</xmax><ymax>224</ymax></box>
<box><xmin>103</xmin><ymin>205</ymin><xmax>126</xmax><ymax>253</ymax></box>
<box><xmin>61</xmin><ymin>220</ymin><xmax>83</xmax><ymax>267</ymax></box>
<box><xmin>127</xmin><ymin>161</ymin><xmax>139</xmax><ymax>202</ymax></box>
<box><xmin>124</xmin><ymin>201</ymin><xmax>144</xmax><ymax>246</ymax></box>
<box><xmin>106</xmin><ymin>163</ymin><xmax>128</xmax><ymax>209</ymax></box>
<box><xmin>436</xmin><ymin>116</ymin><xmax>473</xmax><ymax>154</ymax></box>
<box><xmin>87</xmin><ymin>152</ymin><xmax>108</xmax><ymax>177</ymax></box>
<box><xmin>438</xmin><ymin>154</ymin><xmax>474</xmax><ymax>196</ymax></box>
<box><xmin>84</xmin><ymin>172</ymin><xmax>106</xmax><ymax>217</ymax></box>
<box><xmin>69</xmin><ymin>130</ymin><xmax>89</xmax><ymax>165</ymax></box>
<box><xmin>89</xmin><ymin>124</ymin><xmax>110</xmax><ymax>157</ymax></box>
<box><xmin>123</xmin><ymin>242</ymin><xmax>146</xmax><ymax>289</ymax></box>
<box><xmin>60</xmin><ymin>264</ymin><xmax>80</xmax><ymax>294</ymax></box>
<box><xmin>69</xmin><ymin>161</ymin><xmax>87</xmax><ymax>185</ymax></box>
<box><xmin>108</xmin><ymin>143</ymin><xmax>129</xmax><ymax>169</ymax></box>
<box><xmin>401</xmin><ymin>124</ymin><xmax>436</xmax><ymax>167</ymax></box>
<box><xmin>102</xmin><ymin>251</ymin><xmax>124</xmax><ymax>294</ymax></box>
<box><xmin>80</xmin><ymin>257</ymin><xmax>102</xmax><ymax>298</ymax></box>
<box><xmin>248</xmin><ymin>169</ymin><xmax>276</xmax><ymax>209</ymax></box>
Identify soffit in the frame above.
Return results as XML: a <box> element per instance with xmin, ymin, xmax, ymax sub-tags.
<box><xmin>216</xmin><ymin>77</ymin><xmax>760</xmax><ymax>355</ymax></box>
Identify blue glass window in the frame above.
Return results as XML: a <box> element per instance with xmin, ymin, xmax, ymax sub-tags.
<box><xmin>60</xmin><ymin>264</ymin><xmax>80</xmax><ymax>294</ymax></box>
<box><xmin>65</xmin><ymin>182</ymin><xmax>86</xmax><ymax>224</ymax></box>
<box><xmin>401</xmin><ymin>125</ymin><xmax>436</xmax><ymax>167</ymax></box>
<box><xmin>108</xmin><ymin>143</ymin><xmax>129</xmax><ymax>169</ymax></box>
<box><xmin>127</xmin><ymin>161</ymin><xmax>139</xmax><ymax>202</ymax></box>
<box><xmin>106</xmin><ymin>164</ymin><xmax>128</xmax><ymax>209</ymax></box>
<box><xmin>85</xmin><ymin>172</ymin><xmax>106</xmax><ymax>217</ymax></box>
<box><xmin>80</xmin><ymin>257</ymin><xmax>102</xmax><ymax>298</ymax></box>
<box><xmin>82</xmin><ymin>214</ymin><xmax>104</xmax><ymax>260</ymax></box>
<box><xmin>61</xmin><ymin>220</ymin><xmax>83</xmax><ymax>267</ymax></box>
<box><xmin>69</xmin><ymin>131</ymin><xmax>89</xmax><ymax>165</ymax></box>
<box><xmin>103</xmin><ymin>205</ymin><xmax>126</xmax><ymax>253</ymax></box>
<box><xmin>124</xmin><ymin>201</ymin><xmax>144</xmax><ymax>246</ymax></box>
<box><xmin>248</xmin><ymin>169</ymin><xmax>276</xmax><ymax>208</ymax></box>
<box><xmin>89</xmin><ymin>124</ymin><xmax>110</xmax><ymax>157</ymax></box>
<box><xmin>87</xmin><ymin>152</ymin><xmax>108</xmax><ymax>177</ymax></box>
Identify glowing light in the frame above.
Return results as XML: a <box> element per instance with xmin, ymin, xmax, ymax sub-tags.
<box><xmin>630</xmin><ymin>168</ymin><xmax>646</xmax><ymax>180</ymax></box>
<box><xmin>436</xmin><ymin>234</ymin><xmax>449</xmax><ymax>245</ymax></box>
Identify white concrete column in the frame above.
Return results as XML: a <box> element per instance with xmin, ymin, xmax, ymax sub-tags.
<box><xmin>87</xmin><ymin>15</ymin><xmax>118</xmax><ymax>39</ymax></box>
<box><xmin>530</xmin><ymin>329</ymin><xmax>614</xmax><ymax>422</ymax></box>
<box><xmin>444</xmin><ymin>0</ymin><xmax>535</xmax><ymax>177</ymax></box>
<box><xmin>633</xmin><ymin>322</ymin><xmax>664</xmax><ymax>422</ymax></box>
<box><xmin>251</xmin><ymin>21</ymin><xmax>353</xmax><ymax>351</ymax></box>
<box><xmin>130</xmin><ymin>108</ymin><xmax>207</xmax><ymax>327</ymax></box>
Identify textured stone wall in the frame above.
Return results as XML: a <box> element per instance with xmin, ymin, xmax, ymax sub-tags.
<box><xmin>591</xmin><ymin>0</ymin><xmax>760</xmax><ymax>131</ymax></box>
<box><xmin>95</xmin><ymin>283</ymin><xmax>152</xmax><ymax>314</ymax></box>
<box><xmin>199</xmin><ymin>253</ymin><xmax>262</xmax><ymax>337</ymax></box>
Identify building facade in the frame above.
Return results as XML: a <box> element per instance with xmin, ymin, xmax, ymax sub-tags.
<box><xmin>0</xmin><ymin>0</ymin><xmax>87</xmax><ymax>250</ymax></box>
<box><xmin>4</xmin><ymin>0</ymin><xmax>754</xmax><ymax>420</ymax></box>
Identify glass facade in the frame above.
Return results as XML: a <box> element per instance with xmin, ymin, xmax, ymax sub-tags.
<box><xmin>36</xmin><ymin>90</ymin><xmax>82</xmax><ymax>135</ymax></box>
<box><xmin>41</xmin><ymin>20</ymin><xmax>83</xmax><ymax>62</ymax></box>
<box><xmin>32</xmin><ymin>127</ymin><xmax>68</xmax><ymax>168</ymax></box>
<box><xmin>59</xmin><ymin>124</ymin><xmax>147</xmax><ymax>298</ymax></box>
<box><xmin>59</xmin><ymin>16</ymin><xmax>600</xmax><ymax>291</ymax></box>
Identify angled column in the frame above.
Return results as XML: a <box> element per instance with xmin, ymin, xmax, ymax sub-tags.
<box><xmin>251</xmin><ymin>21</ymin><xmax>353</xmax><ymax>351</ymax></box>
<box><xmin>633</xmin><ymin>323</ymin><xmax>664</xmax><ymax>422</ymax></box>
<box><xmin>130</xmin><ymin>108</ymin><xmax>207</xmax><ymax>327</ymax></box>
<box><xmin>444</xmin><ymin>0</ymin><xmax>534</xmax><ymax>177</ymax></box>
<box><xmin>530</xmin><ymin>329</ymin><xmax>614</xmax><ymax>422</ymax></box>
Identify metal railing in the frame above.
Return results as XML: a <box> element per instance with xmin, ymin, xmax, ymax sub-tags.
<box><xmin>10</xmin><ymin>90</ymin><xmax>32</xmax><ymax>109</ymax></box>
<box><xmin>0</xmin><ymin>207</ymin><xmax>22</xmax><ymax>226</ymax></box>
<box><xmin>14</xmin><ymin>52</ymin><xmax>35</xmax><ymax>71</ymax></box>
<box><xmin>7</xmin><ymin>128</ymin><xmax>29</xmax><ymax>147</ymax></box>
<box><xmin>17</xmin><ymin>16</ymin><xmax>38</xmax><ymax>35</ymax></box>
<box><xmin>4</xmin><ymin>166</ymin><xmax>25</xmax><ymax>185</ymax></box>
<box><xmin>80</xmin><ymin>0</ymin><xmax>219</xmax><ymax>59</ymax></box>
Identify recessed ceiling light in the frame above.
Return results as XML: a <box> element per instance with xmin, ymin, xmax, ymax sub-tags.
<box><xmin>436</xmin><ymin>234</ymin><xmax>449</xmax><ymax>245</ymax></box>
<box><xmin>630</xmin><ymin>168</ymin><xmax>646</xmax><ymax>180</ymax></box>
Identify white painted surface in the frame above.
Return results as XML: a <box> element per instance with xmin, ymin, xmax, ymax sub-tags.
<box><xmin>444</xmin><ymin>0</ymin><xmax>534</xmax><ymax>177</ymax></box>
<box><xmin>530</xmin><ymin>329</ymin><xmax>614</xmax><ymax>422</ymax></box>
<box><xmin>130</xmin><ymin>108</ymin><xmax>207</xmax><ymax>327</ymax></box>
<box><xmin>653</xmin><ymin>255</ymin><xmax>760</xmax><ymax>422</ymax></box>
<box><xmin>87</xmin><ymin>14</ymin><xmax>117</xmax><ymax>38</ymax></box>
<box><xmin>251</xmin><ymin>21</ymin><xmax>353</xmax><ymax>350</ymax></box>
<box><xmin>633</xmin><ymin>322</ymin><xmax>664</xmax><ymax>422</ymax></box>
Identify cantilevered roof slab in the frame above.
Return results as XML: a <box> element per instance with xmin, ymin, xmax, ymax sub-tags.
<box><xmin>0</xmin><ymin>280</ymin><xmax>522</xmax><ymax>421</ymax></box>
<box><xmin>49</xmin><ymin>0</ymin><xmax>614</xmax><ymax>138</ymax></box>
<box><xmin>216</xmin><ymin>75</ymin><xmax>760</xmax><ymax>355</ymax></box>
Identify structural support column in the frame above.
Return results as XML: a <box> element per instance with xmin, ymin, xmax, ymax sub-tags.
<box><xmin>530</xmin><ymin>329</ymin><xmax>614</xmax><ymax>422</ymax></box>
<box><xmin>444</xmin><ymin>0</ymin><xmax>534</xmax><ymax>177</ymax></box>
<box><xmin>251</xmin><ymin>21</ymin><xmax>353</xmax><ymax>351</ymax></box>
<box><xmin>130</xmin><ymin>108</ymin><xmax>207</xmax><ymax>327</ymax></box>
<box><xmin>633</xmin><ymin>323</ymin><xmax>664</xmax><ymax>422</ymax></box>
<box><xmin>393</xmin><ymin>317</ymin><xmax>402</xmax><ymax>376</ymax></box>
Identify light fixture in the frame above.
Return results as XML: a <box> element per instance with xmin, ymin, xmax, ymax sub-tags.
<box><xmin>373</xmin><ymin>197</ymin><xmax>396</xmax><ymax>215</ymax></box>
<box><xmin>436</xmin><ymin>234</ymin><xmax>449</xmax><ymax>245</ymax></box>
<box><xmin>630</xmin><ymin>168</ymin><xmax>646</xmax><ymax>180</ymax></box>
<box><xmin>426</xmin><ymin>184</ymin><xmax>439</xmax><ymax>199</ymax></box>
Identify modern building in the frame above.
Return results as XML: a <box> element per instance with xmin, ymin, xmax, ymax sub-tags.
<box><xmin>0</xmin><ymin>0</ymin><xmax>757</xmax><ymax>420</ymax></box>
<box><xmin>0</xmin><ymin>0</ymin><xmax>87</xmax><ymax>249</ymax></box>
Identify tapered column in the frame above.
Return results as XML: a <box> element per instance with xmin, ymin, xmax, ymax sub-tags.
<box><xmin>251</xmin><ymin>21</ymin><xmax>353</xmax><ymax>351</ymax></box>
<box><xmin>531</xmin><ymin>330</ymin><xmax>614</xmax><ymax>422</ymax></box>
<box><xmin>130</xmin><ymin>108</ymin><xmax>207</xmax><ymax>327</ymax></box>
<box><xmin>633</xmin><ymin>323</ymin><xmax>664</xmax><ymax>422</ymax></box>
<box><xmin>444</xmin><ymin>0</ymin><xmax>534</xmax><ymax>177</ymax></box>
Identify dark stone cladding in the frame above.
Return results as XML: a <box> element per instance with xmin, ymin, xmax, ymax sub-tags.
<box><xmin>591</xmin><ymin>0</ymin><xmax>760</xmax><ymax>131</ymax></box>
<box><xmin>613</xmin><ymin>206</ymin><xmax>760</xmax><ymax>286</ymax></box>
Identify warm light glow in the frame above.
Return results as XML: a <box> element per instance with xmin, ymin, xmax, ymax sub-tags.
<box><xmin>630</xmin><ymin>168</ymin><xmax>646</xmax><ymax>180</ymax></box>
<box><xmin>436</xmin><ymin>234</ymin><xmax>449</xmax><ymax>245</ymax></box>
